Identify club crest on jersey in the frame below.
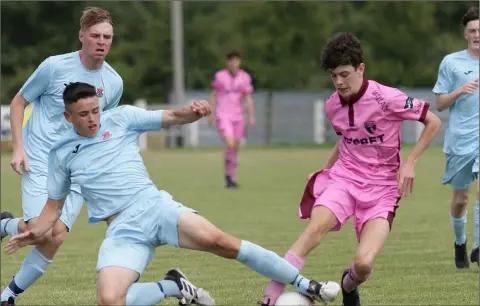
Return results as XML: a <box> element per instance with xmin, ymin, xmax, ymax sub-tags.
<box><xmin>364</xmin><ymin>121</ymin><xmax>376</xmax><ymax>134</ymax></box>
<box><xmin>404</xmin><ymin>97</ymin><xmax>414</xmax><ymax>109</ymax></box>
<box><xmin>101</xmin><ymin>130</ymin><xmax>112</xmax><ymax>141</ymax></box>
<box><xmin>96</xmin><ymin>87</ymin><xmax>104</xmax><ymax>98</ymax></box>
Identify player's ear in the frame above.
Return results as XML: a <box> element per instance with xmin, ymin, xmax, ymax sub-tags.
<box><xmin>356</xmin><ymin>63</ymin><xmax>365</xmax><ymax>75</ymax></box>
<box><xmin>79</xmin><ymin>30</ymin><xmax>84</xmax><ymax>44</ymax></box>
<box><xmin>64</xmin><ymin>110</ymin><xmax>72</xmax><ymax>123</ymax></box>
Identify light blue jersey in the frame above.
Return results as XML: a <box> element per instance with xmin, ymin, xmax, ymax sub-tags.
<box><xmin>21</xmin><ymin>51</ymin><xmax>123</xmax><ymax>172</ymax></box>
<box><xmin>47</xmin><ymin>106</ymin><xmax>166</xmax><ymax>223</ymax></box>
<box><xmin>433</xmin><ymin>50</ymin><xmax>479</xmax><ymax>156</ymax></box>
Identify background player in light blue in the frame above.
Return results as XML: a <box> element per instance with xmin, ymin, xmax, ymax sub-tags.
<box><xmin>5</xmin><ymin>82</ymin><xmax>341</xmax><ymax>306</ymax></box>
<box><xmin>0</xmin><ymin>7</ymin><xmax>123</xmax><ymax>305</ymax></box>
<box><xmin>433</xmin><ymin>7</ymin><xmax>479</xmax><ymax>268</ymax></box>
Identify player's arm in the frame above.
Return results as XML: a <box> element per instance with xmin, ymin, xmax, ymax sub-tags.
<box><xmin>32</xmin><ymin>150</ymin><xmax>71</xmax><ymax>238</ymax></box>
<box><xmin>404</xmin><ymin>110</ymin><xmax>441</xmax><ymax>165</ymax></box>
<box><xmin>161</xmin><ymin>101</ymin><xmax>211</xmax><ymax>128</ymax></box>
<box><xmin>10</xmin><ymin>58</ymin><xmax>52</xmax><ymax>151</ymax></box>
<box><xmin>243</xmin><ymin>75</ymin><xmax>255</xmax><ymax>125</ymax></box>
<box><xmin>432</xmin><ymin>57</ymin><xmax>476</xmax><ymax>112</ymax></box>
<box><xmin>122</xmin><ymin>101</ymin><xmax>210</xmax><ymax>132</ymax></box>
<box><xmin>209</xmin><ymin>90</ymin><xmax>217</xmax><ymax>119</ymax></box>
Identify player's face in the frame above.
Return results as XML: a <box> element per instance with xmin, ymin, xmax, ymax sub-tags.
<box><xmin>64</xmin><ymin>97</ymin><xmax>101</xmax><ymax>137</ymax></box>
<box><xmin>329</xmin><ymin>64</ymin><xmax>365</xmax><ymax>98</ymax></box>
<box><xmin>226</xmin><ymin>57</ymin><xmax>241</xmax><ymax>72</ymax></box>
<box><xmin>465</xmin><ymin>20</ymin><xmax>480</xmax><ymax>51</ymax></box>
<box><xmin>79</xmin><ymin>22</ymin><xmax>114</xmax><ymax>62</ymax></box>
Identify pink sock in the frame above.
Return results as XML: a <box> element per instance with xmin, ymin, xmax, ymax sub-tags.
<box><xmin>263</xmin><ymin>250</ymin><xmax>305</xmax><ymax>305</ymax></box>
<box><xmin>224</xmin><ymin>148</ymin><xmax>235</xmax><ymax>178</ymax></box>
<box><xmin>231</xmin><ymin>150</ymin><xmax>238</xmax><ymax>181</ymax></box>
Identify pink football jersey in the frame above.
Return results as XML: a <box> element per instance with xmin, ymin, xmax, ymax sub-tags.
<box><xmin>325</xmin><ymin>79</ymin><xmax>429</xmax><ymax>185</ymax></box>
<box><xmin>211</xmin><ymin>69</ymin><xmax>253</xmax><ymax>120</ymax></box>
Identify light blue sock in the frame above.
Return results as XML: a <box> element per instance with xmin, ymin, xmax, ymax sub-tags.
<box><xmin>474</xmin><ymin>201</ymin><xmax>479</xmax><ymax>249</ymax></box>
<box><xmin>1</xmin><ymin>248</ymin><xmax>51</xmax><ymax>301</ymax></box>
<box><xmin>126</xmin><ymin>280</ymin><xmax>180</xmax><ymax>305</ymax></box>
<box><xmin>236</xmin><ymin>240</ymin><xmax>312</xmax><ymax>295</ymax></box>
<box><xmin>451</xmin><ymin>213</ymin><xmax>467</xmax><ymax>245</ymax></box>
<box><xmin>1</xmin><ymin>218</ymin><xmax>21</xmax><ymax>237</ymax></box>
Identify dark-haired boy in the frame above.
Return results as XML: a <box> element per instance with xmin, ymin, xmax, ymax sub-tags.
<box><xmin>261</xmin><ymin>33</ymin><xmax>441</xmax><ymax>306</ymax></box>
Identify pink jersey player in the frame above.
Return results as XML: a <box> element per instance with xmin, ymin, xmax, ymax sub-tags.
<box><xmin>209</xmin><ymin>50</ymin><xmax>256</xmax><ymax>188</ymax></box>
<box><xmin>261</xmin><ymin>33</ymin><xmax>441</xmax><ymax>306</ymax></box>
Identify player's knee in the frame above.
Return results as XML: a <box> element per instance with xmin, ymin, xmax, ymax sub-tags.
<box><xmin>352</xmin><ymin>254</ymin><xmax>374</xmax><ymax>280</ymax></box>
<box><xmin>453</xmin><ymin>190</ymin><xmax>469</xmax><ymax>208</ymax></box>
<box><xmin>51</xmin><ymin>229</ymin><xmax>67</xmax><ymax>249</ymax></box>
<box><xmin>304</xmin><ymin>219</ymin><xmax>331</xmax><ymax>244</ymax></box>
<box><xmin>97</xmin><ymin>288</ymin><xmax>125</xmax><ymax>306</ymax></box>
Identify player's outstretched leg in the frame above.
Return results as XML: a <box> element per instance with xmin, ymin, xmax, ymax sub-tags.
<box><xmin>261</xmin><ymin>206</ymin><xmax>339</xmax><ymax>305</ymax></box>
<box><xmin>176</xmin><ymin>211</ymin><xmax>341</xmax><ymax>303</ymax></box>
<box><xmin>98</xmin><ymin>266</ymin><xmax>214</xmax><ymax>306</ymax></box>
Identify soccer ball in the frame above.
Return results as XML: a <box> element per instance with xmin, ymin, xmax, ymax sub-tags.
<box><xmin>275</xmin><ymin>291</ymin><xmax>313</xmax><ymax>306</ymax></box>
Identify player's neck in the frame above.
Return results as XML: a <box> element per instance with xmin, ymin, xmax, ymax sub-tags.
<box><xmin>467</xmin><ymin>47</ymin><xmax>480</xmax><ymax>59</ymax></box>
<box><xmin>79</xmin><ymin>50</ymin><xmax>104</xmax><ymax>70</ymax></box>
<box><xmin>227</xmin><ymin>68</ymin><xmax>239</xmax><ymax>76</ymax></box>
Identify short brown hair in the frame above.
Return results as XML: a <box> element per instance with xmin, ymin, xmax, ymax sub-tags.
<box><xmin>226</xmin><ymin>49</ymin><xmax>242</xmax><ymax>59</ymax></box>
<box><xmin>462</xmin><ymin>7</ymin><xmax>479</xmax><ymax>27</ymax></box>
<box><xmin>80</xmin><ymin>7</ymin><xmax>113</xmax><ymax>30</ymax></box>
<box><xmin>320</xmin><ymin>33</ymin><xmax>363</xmax><ymax>70</ymax></box>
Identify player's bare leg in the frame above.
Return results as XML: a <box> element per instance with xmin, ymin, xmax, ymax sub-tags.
<box><xmin>261</xmin><ymin>206</ymin><xmax>338</xmax><ymax>305</ymax></box>
<box><xmin>97</xmin><ymin>266</ymin><xmax>212</xmax><ymax>306</ymax></box>
<box><xmin>224</xmin><ymin>136</ymin><xmax>240</xmax><ymax>188</ymax></box>
<box><xmin>176</xmin><ymin>210</ymin><xmax>340</xmax><ymax>303</ymax></box>
<box><xmin>0</xmin><ymin>218</ymin><xmax>67</xmax><ymax>305</ymax></box>
<box><xmin>341</xmin><ymin>218</ymin><xmax>390</xmax><ymax>306</ymax></box>
<box><xmin>450</xmin><ymin>188</ymin><xmax>470</xmax><ymax>268</ymax></box>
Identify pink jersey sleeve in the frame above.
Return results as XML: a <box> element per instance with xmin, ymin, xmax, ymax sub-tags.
<box><xmin>385</xmin><ymin>88</ymin><xmax>429</xmax><ymax>122</ymax></box>
<box><xmin>243</xmin><ymin>73</ymin><xmax>253</xmax><ymax>94</ymax></box>
<box><xmin>211</xmin><ymin>72</ymin><xmax>221</xmax><ymax>90</ymax></box>
<box><xmin>325</xmin><ymin>95</ymin><xmax>342</xmax><ymax>135</ymax></box>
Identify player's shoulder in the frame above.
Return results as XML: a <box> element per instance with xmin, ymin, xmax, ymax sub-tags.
<box><xmin>325</xmin><ymin>92</ymin><xmax>340</xmax><ymax>107</ymax></box>
<box><xmin>214</xmin><ymin>69</ymin><xmax>228</xmax><ymax>78</ymax></box>
<box><xmin>50</xmin><ymin>129</ymin><xmax>80</xmax><ymax>160</ymax></box>
<box><xmin>102</xmin><ymin>61</ymin><xmax>123</xmax><ymax>85</ymax></box>
<box><xmin>366</xmin><ymin>79</ymin><xmax>402</xmax><ymax>97</ymax></box>
<box><xmin>46</xmin><ymin>51</ymin><xmax>80</xmax><ymax>68</ymax></box>
<box><xmin>102</xmin><ymin>105</ymin><xmax>139</xmax><ymax>125</ymax></box>
<box><xmin>239</xmin><ymin>69</ymin><xmax>251</xmax><ymax>79</ymax></box>
<box><xmin>441</xmin><ymin>50</ymin><xmax>469</xmax><ymax>65</ymax></box>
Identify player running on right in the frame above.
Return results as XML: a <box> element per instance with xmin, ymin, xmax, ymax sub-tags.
<box><xmin>432</xmin><ymin>6</ymin><xmax>479</xmax><ymax>268</ymax></box>
<box><xmin>260</xmin><ymin>33</ymin><xmax>441</xmax><ymax>306</ymax></box>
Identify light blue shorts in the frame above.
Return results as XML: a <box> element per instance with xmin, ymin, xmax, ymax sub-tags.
<box><xmin>96</xmin><ymin>191</ymin><xmax>196</xmax><ymax>276</ymax></box>
<box><xmin>21</xmin><ymin>169</ymin><xmax>83</xmax><ymax>231</ymax></box>
<box><xmin>442</xmin><ymin>150</ymin><xmax>479</xmax><ymax>190</ymax></box>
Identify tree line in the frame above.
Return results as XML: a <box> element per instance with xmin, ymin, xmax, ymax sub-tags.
<box><xmin>1</xmin><ymin>1</ymin><xmax>476</xmax><ymax>104</ymax></box>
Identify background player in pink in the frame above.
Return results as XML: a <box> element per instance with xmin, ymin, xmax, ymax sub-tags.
<box><xmin>260</xmin><ymin>33</ymin><xmax>441</xmax><ymax>306</ymax></box>
<box><xmin>208</xmin><ymin>50</ymin><xmax>256</xmax><ymax>188</ymax></box>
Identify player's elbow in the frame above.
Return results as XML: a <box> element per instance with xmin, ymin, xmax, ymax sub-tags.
<box><xmin>422</xmin><ymin>111</ymin><xmax>441</xmax><ymax>134</ymax></box>
<box><xmin>434</xmin><ymin>95</ymin><xmax>449</xmax><ymax>112</ymax></box>
<box><xmin>11</xmin><ymin>93</ymin><xmax>28</xmax><ymax>109</ymax></box>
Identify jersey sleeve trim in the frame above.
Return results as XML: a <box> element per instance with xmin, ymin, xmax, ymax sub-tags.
<box><xmin>418</xmin><ymin>102</ymin><xmax>430</xmax><ymax>122</ymax></box>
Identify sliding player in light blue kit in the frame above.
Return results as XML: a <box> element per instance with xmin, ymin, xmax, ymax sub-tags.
<box><xmin>433</xmin><ymin>7</ymin><xmax>479</xmax><ymax>268</ymax></box>
<box><xmin>5</xmin><ymin>82</ymin><xmax>340</xmax><ymax>306</ymax></box>
<box><xmin>0</xmin><ymin>7</ymin><xmax>123</xmax><ymax>306</ymax></box>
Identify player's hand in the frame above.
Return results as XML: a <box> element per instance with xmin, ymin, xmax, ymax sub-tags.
<box><xmin>249</xmin><ymin>116</ymin><xmax>256</xmax><ymax>127</ymax></box>
<box><xmin>397</xmin><ymin>162</ymin><xmax>415</xmax><ymax>197</ymax></box>
<box><xmin>208</xmin><ymin>115</ymin><xmax>216</xmax><ymax>126</ymax></box>
<box><xmin>191</xmin><ymin>100</ymin><xmax>211</xmax><ymax>117</ymax></box>
<box><xmin>4</xmin><ymin>231</ymin><xmax>37</xmax><ymax>254</ymax></box>
<box><xmin>458</xmin><ymin>79</ymin><xmax>478</xmax><ymax>95</ymax></box>
<box><xmin>10</xmin><ymin>149</ymin><xmax>29</xmax><ymax>175</ymax></box>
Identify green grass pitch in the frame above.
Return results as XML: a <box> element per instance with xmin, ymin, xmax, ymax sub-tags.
<box><xmin>1</xmin><ymin>146</ymin><xmax>478</xmax><ymax>305</ymax></box>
